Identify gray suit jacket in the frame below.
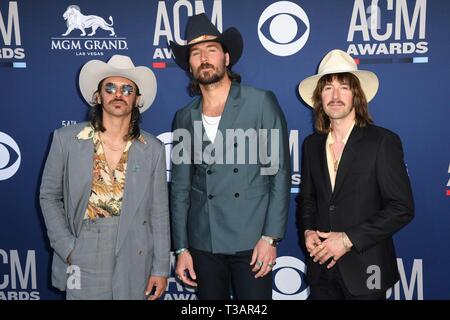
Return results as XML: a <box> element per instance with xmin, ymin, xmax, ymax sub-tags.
<box><xmin>40</xmin><ymin>122</ymin><xmax>170</xmax><ymax>299</ymax></box>
<box><xmin>171</xmin><ymin>82</ymin><xmax>291</xmax><ymax>254</ymax></box>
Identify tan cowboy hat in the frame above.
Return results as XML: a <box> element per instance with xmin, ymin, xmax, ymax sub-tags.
<box><xmin>298</xmin><ymin>49</ymin><xmax>379</xmax><ymax>108</ymax></box>
<box><xmin>79</xmin><ymin>54</ymin><xmax>157</xmax><ymax>113</ymax></box>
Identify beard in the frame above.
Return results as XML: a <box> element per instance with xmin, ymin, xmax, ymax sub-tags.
<box><xmin>194</xmin><ymin>62</ymin><xmax>227</xmax><ymax>85</ymax></box>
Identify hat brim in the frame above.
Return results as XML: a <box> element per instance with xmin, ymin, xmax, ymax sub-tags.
<box><xmin>169</xmin><ymin>27</ymin><xmax>243</xmax><ymax>71</ymax></box>
<box><xmin>298</xmin><ymin>70</ymin><xmax>379</xmax><ymax>108</ymax></box>
<box><xmin>79</xmin><ymin>60</ymin><xmax>157</xmax><ymax>113</ymax></box>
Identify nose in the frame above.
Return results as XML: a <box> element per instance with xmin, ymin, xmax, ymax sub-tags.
<box><xmin>332</xmin><ymin>87</ymin><xmax>339</xmax><ymax>100</ymax></box>
<box><xmin>200</xmin><ymin>51</ymin><xmax>208</xmax><ymax>63</ymax></box>
<box><xmin>114</xmin><ymin>90</ymin><xmax>123</xmax><ymax>98</ymax></box>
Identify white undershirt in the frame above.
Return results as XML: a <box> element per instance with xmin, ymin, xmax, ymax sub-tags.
<box><xmin>202</xmin><ymin>113</ymin><xmax>221</xmax><ymax>142</ymax></box>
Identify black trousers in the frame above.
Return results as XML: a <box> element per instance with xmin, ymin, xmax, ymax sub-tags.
<box><xmin>309</xmin><ymin>264</ymin><xmax>386</xmax><ymax>300</ymax></box>
<box><xmin>190</xmin><ymin>248</ymin><xmax>272</xmax><ymax>300</ymax></box>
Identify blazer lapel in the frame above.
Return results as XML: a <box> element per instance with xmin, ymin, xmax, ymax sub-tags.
<box><xmin>190</xmin><ymin>98</ymin><xmax>205</xmax><ymax>163</ymax></box>
<box><xmin>68</xmin><ymin>137</ymin><xmax>94</xmax><ymax>236</ymax></box>
<box><xmin>115</xmin><ymin>140</ymin><xmax>151</xmax><ymax>254</ymax></box>
<box><xmin>319</xmin><ymin>135</ymin><xmax>333</xmax><ymax>199</ymax></box>
<box><xmin>332</xmin><ymin>126</ymin><xmax>364</xmax><ymax>198</ymax></box>
<box><xmin>216</xmin><ymin>82</ymin><xmax>243</xmax><ymax>135</ymax></box>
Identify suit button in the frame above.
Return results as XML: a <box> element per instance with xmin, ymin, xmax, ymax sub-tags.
<box><xmin>233</xmin><ymin>168</ymin><xmax>238</xmax><ymax>173</ymax></box>
<box><xmin>138</xmin><ymin>250</ymin><xmax>143</xmax><ymax>256</ymax></box>
<box><xmin>143</xmin><ymin>220</ymin><xmax>147</xmax><ymax>225</ymax></box>
<box><xmin>207</xmin><ymin>170</ymin><xmax>212</xmax><ymax>175</ymax></box>
<box><xmin>329</xmin><ymin>205</ymin><xmax>335</xmax><ymax>212</ymax></box>
<box><xmin>208</xmin><ymin>194</ymin><xmax>214</xmax><ymax>200</ymax></box>
<box><xmin>234</xmin><ymin>193</ymin><xmax>240</xmax><ymax>198</ymax></box>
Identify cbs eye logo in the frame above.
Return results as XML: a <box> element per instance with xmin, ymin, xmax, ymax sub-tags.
<box><xmin>272</xmin><ymin>256</ymin><xmax>310</xmax><ymax>300</ymax></box>
<box><xmin>0</xmin><ymin>132</ymin><xmax>21</xmax><ymax>180</ymax></box>
<box><xmin>258</xmin><ymin>1</ymin><xmax>310</xmax><ymax>57</ymax></box>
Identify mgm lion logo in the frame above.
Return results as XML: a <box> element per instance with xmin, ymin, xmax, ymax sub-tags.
<box><xmin>62</xmin><ymin>5</ymin><xmax>116</xmax><ymax>37</ymax></box>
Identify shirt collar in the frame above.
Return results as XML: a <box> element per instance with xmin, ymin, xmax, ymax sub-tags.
<box><xmin>327</xmin><ymin>121</ymin><xmax>355</xmax><ymax>145</ymax></box>
<box><xmin>76</xmin><ymin>124</ymin><xmax>147</xmax><ymax>144</ymax></box>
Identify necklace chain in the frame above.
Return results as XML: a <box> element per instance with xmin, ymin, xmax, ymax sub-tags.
<box><xmin>329</xmin><ymin>143</ymin><xmax>341</xmax><ymax>172</ymax></box>
<box><xmin>99</xmin><ymin>133</ymin><xmax>127</xmax><ymax>152</ymax></box>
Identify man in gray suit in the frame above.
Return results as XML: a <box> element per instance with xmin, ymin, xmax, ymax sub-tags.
<box><xmin>169</xmin><ymin>14</ymin><xmax>291</xmax><ymax>299</ymax></box>
<box><xmin>40</xmin><ymin>55</ymin><xmax>170</xmax><ymax>300</ymax></box>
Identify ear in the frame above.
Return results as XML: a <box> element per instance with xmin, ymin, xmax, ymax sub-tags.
<box><xmin>136</xmin><ymin>96</ymin><xmax>142</xmax><ymax>107</ymax></box>
<box><xmin>95</xmin><ymin>93</ymin><xmax>101</xmax><ymax>105</ymax></box>
<box><xmin>225</xmin><ymin>52</ymin><xmax>230</xmax><ymax>67</ymax></box>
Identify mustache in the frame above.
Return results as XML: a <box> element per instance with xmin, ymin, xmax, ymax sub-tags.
<box><xmin>327</xmin><ymin>100</ymin><xmax>344</xmax><ymax>106</ymax></box>
<box><xmin>199</xmin><ymin>63</ymin><xmax>215</xmax><ymax>71</ymax></box>
<box><xmin>112</xmin><ymin>99</ymin><xmax>126</xmax><ymax>103</ymax></box>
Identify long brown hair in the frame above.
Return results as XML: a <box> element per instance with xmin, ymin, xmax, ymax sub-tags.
<box><xmin>89</xmin><ymin>79</ymin><xmax>142</xmax><ymax>141</ymax></box>
<box><xmin>312</xmin><ymin>72</ymin><xmax>373</xmax><ymax>133</ymax></box>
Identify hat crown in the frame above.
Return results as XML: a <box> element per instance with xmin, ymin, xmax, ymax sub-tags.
<box><xmin>107</xmin><ymin>54</ymin><xmax>135</xmax><ymax>70</ymax></box>
<box><xmin>318</xmin><ymin>49</ymin><xmax>357</xmax><ymax>75</ymax></box>
<box><xmin>185</xmin><ymin>13</ymin><xmax>221</xmax><ymax>43</ymax></box>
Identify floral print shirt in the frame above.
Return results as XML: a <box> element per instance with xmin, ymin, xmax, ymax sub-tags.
<box><xmin>76</xmin><ymin>125</ymin><xmax>146</xmax><ymax>220</ymax></box>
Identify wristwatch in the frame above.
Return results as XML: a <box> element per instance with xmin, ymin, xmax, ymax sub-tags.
<box><xmin>261</xmin><ymin>236</ymin><xmax>281</xmax><ymax>247</ymax></box>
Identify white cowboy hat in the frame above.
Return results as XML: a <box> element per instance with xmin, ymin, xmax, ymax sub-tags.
<box><xmin>298</xmin><ymin>49</ymin><xmax>379</xmax><ymax>108</ymax></box>
<box><xmin>79</xmin><ymin>54</ymin><xmax>157</xmax><ymax>113</ymax></box>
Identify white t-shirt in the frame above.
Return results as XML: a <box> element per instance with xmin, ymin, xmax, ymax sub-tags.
<box><xmin>202</xmin><ymin>114</ymin><xmax>221</xmax><ymax>142</ymax></box>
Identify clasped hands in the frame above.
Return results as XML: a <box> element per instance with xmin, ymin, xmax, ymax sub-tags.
<box><xmin>304</xmin><ymin>230</ymin><xmax>352</xmax><ymax>269</ymax></box>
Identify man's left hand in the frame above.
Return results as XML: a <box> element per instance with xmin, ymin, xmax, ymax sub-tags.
<box><xmin>145</xmin><ymin>275</ymin><xmax>167</xmax><ymax>300</ymax></box>
<box><xmin>250</xmin><ymin>239</ymin><xmax>277</xmax><ymax>278</ymax></box>
<box><xmin>309</xmin><ymin>231</ymin><xmax>350</xmax><ymax>269</ymax></box>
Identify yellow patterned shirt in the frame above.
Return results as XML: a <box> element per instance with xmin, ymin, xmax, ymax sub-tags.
<box><xmin>76</xmin><ymin>125</ymin><xmax>146</xmax><ymax>220</ymax></box>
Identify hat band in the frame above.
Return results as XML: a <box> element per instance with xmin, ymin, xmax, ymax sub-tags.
<box><xmin>188</xmin><ymin>34</ymin><xmax>218</xmax><ymax>45</ymax></box>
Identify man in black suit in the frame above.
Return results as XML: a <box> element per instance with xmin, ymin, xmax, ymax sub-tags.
<box><xmin>297</xmin><ymin>49</ymin><xmax>414</xmax><ymax>300</ymax></box>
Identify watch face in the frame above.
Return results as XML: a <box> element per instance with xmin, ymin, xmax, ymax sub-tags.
<box><xmin>272</xmin><ymin>238</ymin><xmax>281</xmax><ymax>246</ymax></box>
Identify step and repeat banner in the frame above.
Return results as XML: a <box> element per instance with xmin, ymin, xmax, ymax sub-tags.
<box><xmin>1</xmin><ymin>0</ymin><xmax>449</xmax><ymax>300</ymax></box>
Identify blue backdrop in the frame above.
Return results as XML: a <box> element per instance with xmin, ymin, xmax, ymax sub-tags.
<box><xmin>0</xmin><ymin>0</ymin><xmax>449</xmax><ymax>300</ymax></box>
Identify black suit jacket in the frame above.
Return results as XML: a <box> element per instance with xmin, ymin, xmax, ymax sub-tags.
<box><xmin>298</xmin><ymin>124</ymin><xmax>414</xmax><ymax>295</ymax></box>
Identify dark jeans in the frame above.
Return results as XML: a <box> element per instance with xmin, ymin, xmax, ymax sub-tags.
<box><xmin>190</xmin><ymin>248</ymin><xmax>272</xmax><ymax>300</ymax></box>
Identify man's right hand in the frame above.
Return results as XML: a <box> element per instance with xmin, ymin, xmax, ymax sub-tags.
<box><xmin>175</xmin><ymin>251</ymin><xmax>197</xmax><ymax>287</ymax></box>
<box><xmin>304</xmin><ymin>230</ymin><xmax>322</xmax><ymax>253</ymax></box>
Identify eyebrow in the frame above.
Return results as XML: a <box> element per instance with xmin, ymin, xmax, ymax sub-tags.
<box><xmin>324</xmin><ymin>81</ymin><xmax>350</xmax><ymax>85</ymax></box>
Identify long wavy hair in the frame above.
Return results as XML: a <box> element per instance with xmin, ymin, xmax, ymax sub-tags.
<box><xmin>312</xmin><ymin>72</ymin><xmax>373</xmax><ymax>134</ymax></box>
<box><xmin>89</xmin><ymin>79</ymin><xmax>142</xmax><ymax>141</ymax></box>
<box><xmin>188</xmin><ymin>43</ymin><xmax>241</xmax><ymax>96</ymax></box>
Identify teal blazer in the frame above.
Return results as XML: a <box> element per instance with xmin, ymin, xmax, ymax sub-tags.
<box><xmin>171</xmin><ymin>82</ymin><xmax>291</xmax><ymax>254</ymax></box>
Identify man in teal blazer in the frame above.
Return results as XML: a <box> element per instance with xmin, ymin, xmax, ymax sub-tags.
<box><xmin>169</xmin><ymin>14</ymin><xmax>291</xmax><ymax>300</ymax></box>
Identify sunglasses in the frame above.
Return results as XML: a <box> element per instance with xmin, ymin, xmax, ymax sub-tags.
<box><xmin>103</xmin><ymin>82</ymin><xmax>135</xmax><ymax>96</ymax></box>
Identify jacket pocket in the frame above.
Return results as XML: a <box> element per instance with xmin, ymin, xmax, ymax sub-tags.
<box><xmin>245</xmin><ymin>183</ymin><xmax>269</xmax><ymax>199</ymax></box>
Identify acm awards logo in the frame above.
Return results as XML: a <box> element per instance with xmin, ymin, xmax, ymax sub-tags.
<box><xmin>0</xmin><ymin>1</ymin><xmax>26</xmax><ymax>64</ymax></box>
<box><xmin>50</xmin><ymin>5</ymin><xmax>128</xmax><ymax>57</ymax></box>
<box><xmin>0</xmin><ymin>132</ymin><xmax>21</xmax><ymax>181</ymax></box>
<box><xmin>257</xmin><ymin>1</ymin><xmax>310</xmax><ymax>57</ymax></box>
<box><xmin>0</xmin><ymin>250</ymin><xmax>39</xmax><ymax>300</ymax></box>
<box><xmin>152</xmin><ymin>0</ymin><xmax>223</xmax><ymax>69</ymax></box>
<box><xmin>346</xmin><ymin>0</ymin><xmax>428</xmax><ymax>62</ymax></box>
